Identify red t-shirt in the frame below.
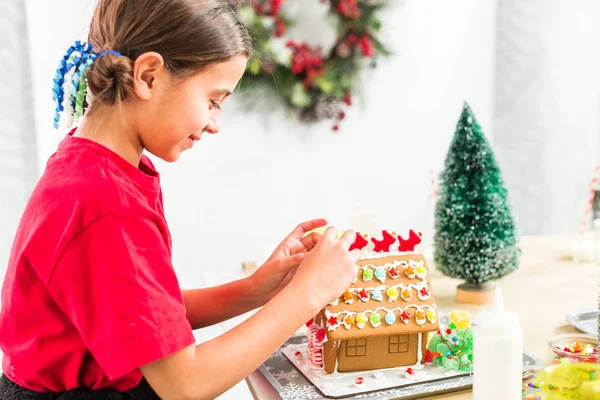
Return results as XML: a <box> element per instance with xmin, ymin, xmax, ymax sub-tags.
<box><xmin>0</xmin><ymin>130</ymin><xmax>195</xmax><ymax>392</ymax></box>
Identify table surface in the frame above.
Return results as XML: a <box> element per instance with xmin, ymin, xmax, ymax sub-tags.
<box><xmin>239</xmin><ymin>234</ymin><xmax>598</xmax><ymax>399</ymax></box>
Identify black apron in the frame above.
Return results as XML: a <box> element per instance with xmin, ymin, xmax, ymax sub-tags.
<box><xmin>0</xmin><ymin>374</ymin><xmax>161</xmax><ymax>400</ymax></box>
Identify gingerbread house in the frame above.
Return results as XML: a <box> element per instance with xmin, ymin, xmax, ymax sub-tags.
<box><xmin>306</xmin><ymin>230</ymin><xmax>439</xmax><ymax>374</ymax></box>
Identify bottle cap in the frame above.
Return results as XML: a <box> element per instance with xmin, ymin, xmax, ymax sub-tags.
<box><xmin>475</xmin><ymin>287</ymin><xmax>521</xmax><ymax>336</ymax></box>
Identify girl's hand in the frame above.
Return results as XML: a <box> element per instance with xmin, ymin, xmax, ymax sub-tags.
<box><xmin>249</xmin><ymin>219</ymin><xmax>328</xmax><ymax>303</ymax></box>
<box><xmin>287</xmin><ymin>227</ymin><xmax>361</xmax><ymax>309</ymax></box>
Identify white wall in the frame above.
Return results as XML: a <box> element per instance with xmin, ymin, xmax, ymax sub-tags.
<box><xmin>0</xmin><ymin>0</ymin><xmax>38</xmax><ymax>287</ymax></box>
<box><xmin>25</xmin><ymin>0</ymin><xmax>498</xmax><ymax>288</ymax></box>
<box><xmin>494</xmin><ymin>0</ymin><xmax>600</xmax><ymax>235</ymax></box>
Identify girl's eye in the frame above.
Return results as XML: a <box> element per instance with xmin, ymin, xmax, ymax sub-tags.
<box><xmin>210</xmin><ymin>101</ymin><xmax>221</xmax><ymax>111</ymax></box>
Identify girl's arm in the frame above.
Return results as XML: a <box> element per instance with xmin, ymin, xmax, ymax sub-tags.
<box><xmin>141</xmin><ymin>228</ymin><xmax>361</xmax><ymax>400</ymax></box>
<box><xmin>181</xmin><ymin>277</ymin><xmax>265</xmax><ymax>329</ymax></box>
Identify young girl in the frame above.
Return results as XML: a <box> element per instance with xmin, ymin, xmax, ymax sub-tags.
<box><xmin>0</xmin><ymin>0</ymin><xmax>360</xmax><ymax>399</ymax></box>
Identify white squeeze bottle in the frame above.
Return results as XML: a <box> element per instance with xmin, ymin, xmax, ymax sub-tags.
<box><xmin>473</xmin><ymin>287</ymin><xmax>523</xmax><ymax>400</ymax></box>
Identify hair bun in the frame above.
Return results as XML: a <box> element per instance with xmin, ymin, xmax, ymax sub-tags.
<box><xmin>87</xmin><ymin>52</ymin><xmax>133</xmax><ymax>105</ymax></box>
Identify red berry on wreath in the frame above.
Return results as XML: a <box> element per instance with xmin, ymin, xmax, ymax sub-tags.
<box><xmin>343</xmin><ymin>93</ymin><xmax>352</xmax><ymax>106</ymax></box>
<box><xmin>274</xmin><ymin>18</ymin><xmax>286</xmax><ymax>37</ymax></box>
<box><xmin>358</xmin><ymin>35</ymin><xmax>374</xmax><ymax>57</ymax></box>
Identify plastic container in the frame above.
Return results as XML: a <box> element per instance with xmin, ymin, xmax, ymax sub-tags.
<box><xmin>473</xmin><ymin>287</ymin><xmax>523</xmax><ymax>400</ymax></box>
<box><xmin>549</xmin><ymin>334</ymin><xmax>598</xmax><ymax>365</ymax></box>
<box><xmin>534</xmin><ymin>362</ymin><xmax>600</xmax><ymax>399</ymax></box>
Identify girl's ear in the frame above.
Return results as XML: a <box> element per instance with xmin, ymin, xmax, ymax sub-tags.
<box><xmin>132</xmin><ymin>52</ymin><xmax>165</xmax><ymax>101</ymax></box>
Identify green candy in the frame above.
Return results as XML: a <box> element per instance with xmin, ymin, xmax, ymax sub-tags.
<box><xmin>428</xmin><ymin>335</ymin><xmax>442</xmax><ymax>350</ymax></box>
<box><xmin>363</xmin><ymin>269</ymin><xmax>374</xmax><ymax>281</ymax></box>
<box><xmin>369</xmin><ymin>313</ymin><xmax>381</xmax><ymax>326</ymax></box>
<box><xmin>436</xmin><ymin>343</ymin><xmax>448</xmax><ymax>354</ymax></box>
<box><xmin>442</xmin><ymin>357</ymin><xmax>459</xmax><ymax>370</ymax></box>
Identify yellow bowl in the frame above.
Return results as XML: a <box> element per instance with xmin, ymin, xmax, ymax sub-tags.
<box><xmin>535</xmin><ymin>363</ymin><xmax>600</xmax><ymax>399</ymax></box>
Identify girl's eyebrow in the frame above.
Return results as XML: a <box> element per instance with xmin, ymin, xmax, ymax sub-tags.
<box><xmin>211</xmin><ymin>89</ymin><xmax>232</xmax><ymax>98</ymax></box>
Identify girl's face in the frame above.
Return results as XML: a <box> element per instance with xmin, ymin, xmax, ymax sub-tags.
<box><xmin>134</xmin><ymin>55</ymin><xmax>247</xmax><ymax>162</ymax></box>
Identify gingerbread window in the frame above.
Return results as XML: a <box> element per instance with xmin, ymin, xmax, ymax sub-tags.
<box><xmin>388</xmin><ymin>335</ymin><xmax>409</xmax><ymax>353</ymax></box>
<box><xmin>346</xmin><ymin>338</ymin><xmax>367</xmax><ymax>357</ymax></box>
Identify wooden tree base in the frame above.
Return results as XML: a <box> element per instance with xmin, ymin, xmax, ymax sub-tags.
<box><xmin>456</xmin><ymin>283</ymin><xmax>496</xmax><ymax>305</ymax></box>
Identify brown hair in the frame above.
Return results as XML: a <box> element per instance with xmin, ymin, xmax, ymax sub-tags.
<box><xmin>86</xmin><ymin>0</ymin><xmax>252</xmax><ymax>106</ymax></box>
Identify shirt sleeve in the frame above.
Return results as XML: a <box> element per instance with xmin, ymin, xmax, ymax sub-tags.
<box><xmin>47</xmin><ymin>213</ymin><xmax>195</xmax><ymax>380</ymax></box>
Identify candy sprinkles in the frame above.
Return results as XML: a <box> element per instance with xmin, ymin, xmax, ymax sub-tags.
<box><xmin>51</xmin><ymin>41</ymin><xmax>123</xmax><ymax>129</ymax></box>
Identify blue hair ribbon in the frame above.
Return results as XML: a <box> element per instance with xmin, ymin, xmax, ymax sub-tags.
<box><xmin>52</xmin><ymin>42</ymin><xmax>124</xmax><ymax>129</ymax></box>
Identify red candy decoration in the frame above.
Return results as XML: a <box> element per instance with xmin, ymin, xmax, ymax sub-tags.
<box><xmin>305</xmin><ymin>318</ymin><xmax>314</xmax><ymax>327</ymax></box>
<box><xmin>349</xmin><ymin>232</ymin><xmax>369</xmax><ymax>251</ymax></box>
<box><xmin>328</xmin><ymin>316</ymin><xmax>339</xmax><ymax>327</ymax></box>
<box><xmin>397</xmin><ymin>229</ymin><xmax>423</xmax><ymax>252</ymax></box>
<box><xmin>420</xmin><ymin>287</ymin><xmax>429</xmax><ymax>297</ymax></box>
<box><xmin>400</xmin><ymin>310</ymin><xmax>410</xmax><ymax>322</ymax></box>
<box><xmin>372</xmin><ymin>230</ymin><xmax>396</xmax><ymax>252</ymax></box>
<box><xmin>424</xmin><ymin>349</ymin><xmax>434</xmax><ymax>364</ymax></box>
<box><xmin>358</xmin><ymin>289</ymin><xmax>369</xmax><ymax>301</ymax></box>
<box><xmin>355</xmin><ymin>377</ymin><xmax>364</xmax><ymax>385</ymax></box>
<box><xmin>316</xmin><ymin>329</ymin><xmax>327</xmax><ymax>342</ymax></box>
<box><xmin>446</xmin><ymin>329</ymin><xmax>452</xmax><ymax>335</ymax></box>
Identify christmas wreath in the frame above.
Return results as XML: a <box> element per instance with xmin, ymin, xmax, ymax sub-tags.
<box><xmin>234</xmin><ymin>0</ymin><xmax>389</xmax><ymax>130</ymax></box>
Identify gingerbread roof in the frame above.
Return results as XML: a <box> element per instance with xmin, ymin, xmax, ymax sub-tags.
<box><xmin>322</xmin><ymin>249</ymin><xmax>439</xmax><ymax>341</ymax></box>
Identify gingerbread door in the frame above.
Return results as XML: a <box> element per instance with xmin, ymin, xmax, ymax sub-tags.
<box><xmin>337</xmin><ymin>334</ymin><xmax>420</xmax><ymax>372</ymax></box>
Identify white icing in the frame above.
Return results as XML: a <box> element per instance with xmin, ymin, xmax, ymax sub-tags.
<box><xmin>343</xmin><ymin>297</ymin><xmax>354</xmax><ymax>305</ymax></box>
<box><xmin>357</xmin><ymin>289</ymin><xmax>370</xmax><ymax>302</ymax></box>
<box><xmin>404</xmin><ymin>370</ymin><xmax>418</xmax><ymax>381</ymax></box>
<box><xmin>369</xmin><ymin>314</ymin><xmax>382</xmax><ymax>328</ymax></box>
<box><xmin>340</xmin><ymin>278</ymin><xmax>430</xmax><ymax>304</ymax></box>
<box><xmin>426</xmin><ymin>308</ymin><xmax>438</xmax><ymax>324</ymax></box>
<box><xmin>343</xmin><ymin>315</ymin><xmax>354</xmax><ymax>330</ymax></box>
<box><xmin>417</xmin><ymin>333</ymin><xmax>423</xmax><ymax>364</ymax></box>
<box><xmin>283</xmin><ymin>343</ymin><xmax>433</xmax><ymax>383</ymax></box>
<box><xmin>416</xmin><ymin>285</ymin><xmax>431</xmax><ymax>301</ymax></box>
<box><xmin>359</xmin><ymin>259</ymin><xmax>404</xmax><ymax>272</ymax></box>
<box><xmin>325</xmin><ymin>305</ymin><xmax>437</xmax><ymax>331</ymax></box>
<box><xmin>415</xmin><ymin>262</ymin><xmax>428</xmax><ymax>279</ymax></box>
<box><xmin>415</xmin><ymin>310</ymin><xmax>427</xmax><ymax>326</ymax></box>
<box><xmin>360</xmin><ymin>250</ymin><xmax>421</xmax><ymax>260</ymax></box>
<box><xmin>356</xmin><ymin>313</ymin><xmax>367</xmax><ymax>329</ymax></box>
<box><xmin>321</xmin><ymin>382</ymin><xmax>333</xmax><ymax>390</ymax></box>
<box><xmin>329</xmin><ymin>298</ymin><xmax>339</xmax><ymax>306</ymax></box>
<box><xmin>359</xmin><ymin>259</ymin><xmax>425</xmax><ymax>282</ymax></box>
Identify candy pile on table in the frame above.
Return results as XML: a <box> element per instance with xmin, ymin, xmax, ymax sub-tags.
<box><xmin>425</xmin><ymin>310</ymin><xmax>473</xmax><ymax>372</ymax></box>
<box><xmin>557</xmin><ymin>341</ymin><xmax>597</xmax><ymax>356</ymax></box>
